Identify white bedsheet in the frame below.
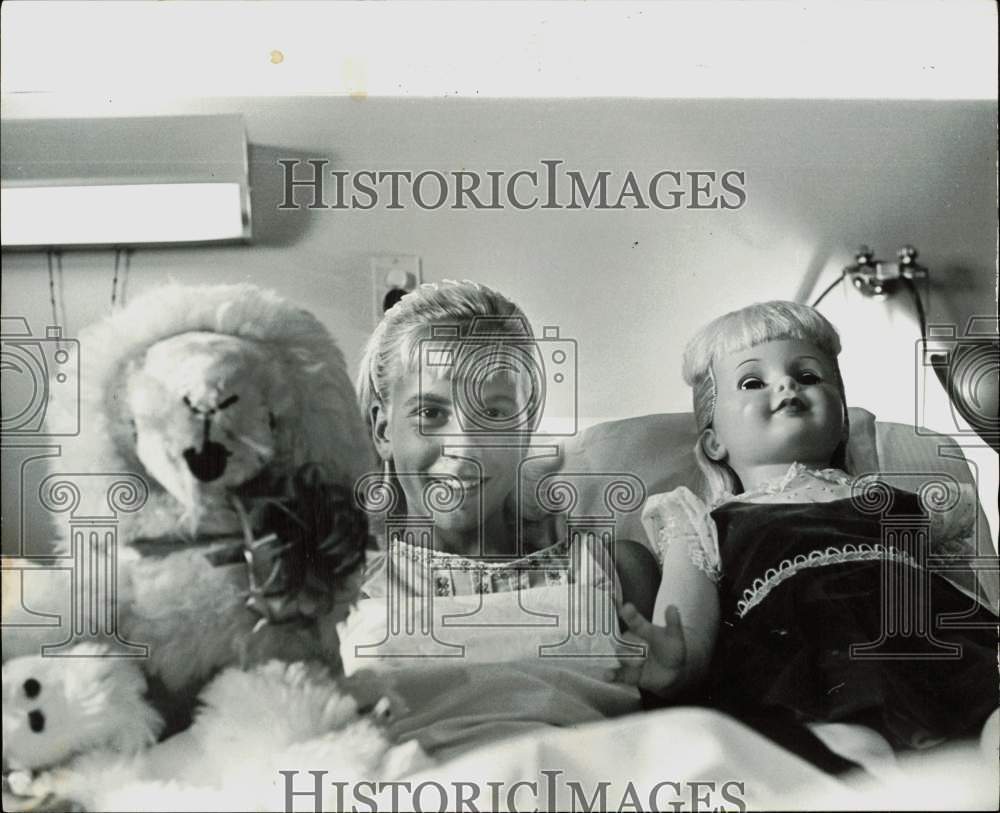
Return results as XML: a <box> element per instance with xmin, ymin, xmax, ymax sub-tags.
<box><xmin>368</xmin><ymin>707</ymin><xmax>999</xmax><ymax>812</ymax></box>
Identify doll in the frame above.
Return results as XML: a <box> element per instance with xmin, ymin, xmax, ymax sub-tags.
<box><xmin>619</xmin><ymin>301</ymin><xmax>999</xmax><ymax>772</ymax></box>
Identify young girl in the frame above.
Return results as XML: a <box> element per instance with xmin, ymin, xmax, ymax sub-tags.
<box><xmin>345</xmin><ymin>279</ymin><xmax>658</xmax><ymax>761</ymax></box>
<box><xmin>620</xmin><ymin>300</ymin><xmax>999</xmax><ymax>772</ymax></box>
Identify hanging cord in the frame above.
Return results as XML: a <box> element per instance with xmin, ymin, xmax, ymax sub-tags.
<box><xmin>900</xmin><ymin>275</ymin><xmax>928</xmax><ymax>344</ymax></box>
<box><xmin>810</xmin><ymin>270</ymin><xmax>846</xmax><ymax>308</ymax></box>
<box><xmin>46</xmin><ymin>250</ymin><xmax>59</xmax><ymax>331</ymax></box>
<box><xmin>56</xmin><ymin>250</ymin><xmax>68</xmax><ymax>337</ymax></box>
<box><xmin>120</xmin><ymin>248</ymin><xmax>133</xmax><ymax>306</ymax></box>
<box><xmin>46</xmin><ymin>250</ymin><xmax>68</xmax><ymax>347</ymax></box>
<box><xmin>901</xmin><ymin>272</ymin><xmax>934</xmax><ymax>438</ymax></box>
<box><xmin>111</xmin><ymin>248</ymin><xmax>121</xmax><ymax>308</ymax></box>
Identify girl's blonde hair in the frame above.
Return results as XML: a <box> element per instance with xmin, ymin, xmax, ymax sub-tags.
<box><xmin>356</xmin><ymin>279</ymin><xmax>535</xmax><ymax>452</ymax></box>
<box><xmin>681</xmin><ymin>300</ymin><xmax>850</xmax><ymax>502</ymax></box>
<box><xmin>357</xmin><ymin>280</ymin><xmax>552</xmax><ymax>539</ymax></box>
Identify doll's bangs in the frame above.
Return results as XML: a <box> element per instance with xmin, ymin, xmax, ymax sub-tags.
<box><xmin>684</xmin><ymin>301</ymin><xmax>842</xmax><ymax>387</ymax></box>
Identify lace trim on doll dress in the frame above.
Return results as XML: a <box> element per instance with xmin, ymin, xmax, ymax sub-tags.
<box><xmin>712</xmin><ymin>463</ymin><xmax>855</xmax><ymax>508</ymax></box>
<box><xmin>641</xmin><ymin>486</ymin><xmax>722</xmax><ymax>582</ymax></box>
<box><xmin>736</xmin><ymin>543</ymin><xmax>922</xmax><ymax>618</ymax></box>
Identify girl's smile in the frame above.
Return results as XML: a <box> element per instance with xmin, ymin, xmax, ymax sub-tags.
<box><xmin>371</xmin><ymin>365</ymin><xmax>527</xmax><ymax>553</ymax></box>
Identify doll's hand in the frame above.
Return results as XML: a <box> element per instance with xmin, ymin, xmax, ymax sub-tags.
<box><xmin>615</xmin><ymin>603</ymin><xmax>687</xmax><ymax>697</ymax></box>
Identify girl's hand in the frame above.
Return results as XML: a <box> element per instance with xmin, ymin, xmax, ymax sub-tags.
<box><xmin>615</xmin><ymin>603</ymin><xmax>687</xmax><ymax>697</ymax></box>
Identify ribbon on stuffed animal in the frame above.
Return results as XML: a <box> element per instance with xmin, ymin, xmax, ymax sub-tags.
<box><xmin>215</xmin><ymin>464</ymin><xmax>371</xmax><ymax>631</ymax></box>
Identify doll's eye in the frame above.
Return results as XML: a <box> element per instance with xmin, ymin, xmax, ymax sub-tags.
<box><xmin>23</xmin><ymin>678</ymin><xmax>41</xmax><ymax>699</ymax></box>
<box><xmin>738</xmin><ymin>376</ymin><xmax>765</xmax><ymax>390</ymax></box>
<box><xmin>797</xmin><ymin>370</ymin><xmax>822</xmax><ymax>385</ymax></box>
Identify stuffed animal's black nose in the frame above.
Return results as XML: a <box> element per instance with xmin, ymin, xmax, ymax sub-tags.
<box><xmin>28</xmin><ymin>709</ymin><xmax>45</xmax><ymax>733</ymax></box>
<box><xmin>183</xmin><ymin>440</ymin><xmax>231</xmax><ymax>482</ymax></box>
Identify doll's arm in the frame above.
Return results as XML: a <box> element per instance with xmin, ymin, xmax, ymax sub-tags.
<box><xmin>615</xmin><ymin>487</ymin><xmax>721</xmax><ymax>699</ymax></box>
<box><xmin>618</xmin><ymin>532</ymin><xmax>719</xmax><ymax>700</ymax></box>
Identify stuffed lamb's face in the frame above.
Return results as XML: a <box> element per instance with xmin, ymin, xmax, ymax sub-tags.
<box><xmin>125</xmin><ymin>331</ymin><xmax>292</xmax><ymax>514</ymax></box>
<box><xmin>1</xmin><ymin>646</ymin><xmax>161</xmax><ymax>770</ymax></box>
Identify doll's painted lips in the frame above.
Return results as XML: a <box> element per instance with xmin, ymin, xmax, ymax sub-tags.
<box><xmin>774</xmin><ymin>397</ymin><xmax>807</xmax><ymax>415</ymax></box>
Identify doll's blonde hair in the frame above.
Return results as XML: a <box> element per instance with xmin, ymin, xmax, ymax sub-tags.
<box><xmin>682</xmin><ymin>300</ymin><xmax>850</xmax><ymax>502</ymax></box>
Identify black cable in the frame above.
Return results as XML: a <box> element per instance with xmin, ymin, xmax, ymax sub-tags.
<box><xmin>111</xmin><ymin>248</ymin><xmax>121</xmax><ymax>307</ymax></box>
<box><xmin>47</xmin><ymin>250</ymin><xmax>59</xmax><ymax>329</ymax></box>
<box><xmin>901</xmin><ymin>273</ymin><xmax>939</xmax><ymax>447</ymax></box>
<box><xmin>900</xmin><ymin>275</ymin><xmax>928</xmax><ymax>343</ymax></box>
<box><xmin>810</xmin><ymin>271</ymin><xmax>846</xmax><ymax>308</ymax></box>
<box><xmin>121</xmin><ymin>248</ymin><xmax>133</xmax><ymax>306</ymax></box>
<box><xmin>56</xmin><ymin>251</ymin><xmax>68</xmax><ymax>336</ymax></box>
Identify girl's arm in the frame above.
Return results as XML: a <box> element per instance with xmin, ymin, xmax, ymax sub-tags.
<box><xmin>619</xmin><ymin>528</ymin><xmax>720</xmax><ymax>699</ymax></box>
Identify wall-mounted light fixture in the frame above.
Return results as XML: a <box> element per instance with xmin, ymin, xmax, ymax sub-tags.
<box><xmin>813</xmin><ymin>245</ymin><xmax>998</xmax><ymax>453</ymax></box>
<box><xmin>845</xmin><ymin>245</ymin><xmax>928</xmax><ymax>298</ymax></box>
<box><xmin>1</xmin><ymin>115</ymin><xmax>252</xmax><ymax>249</ymax></box>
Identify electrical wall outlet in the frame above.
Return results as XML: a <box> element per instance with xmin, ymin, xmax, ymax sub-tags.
<box><xmin>371</xmin><ymin>255</ymin><xmax>421</xmax><ymax>324</ymax></box>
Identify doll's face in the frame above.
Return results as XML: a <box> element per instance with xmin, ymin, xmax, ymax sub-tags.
<box><xmin>370</xmin><ymin>364</ymin><xmax>527</xmax><ymax>537</ymax></box>
<box><xmin>704</xmin><ymin>339</ymin><xmax>845</xmax><ymax>473</ymax></box>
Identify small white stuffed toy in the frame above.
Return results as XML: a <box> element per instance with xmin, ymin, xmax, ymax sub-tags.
<box><xmin>2</xmin><ymin>647</ymin><xmax>418</xmax><ymax>811</ymax></box>
<box><xmin>2</xmin><ymin>643</ymin><xmax>162</xmax><ymax>774</ymax></box>
<box><xmin>1</xmin><ymin>284</ymin><xmax>423</xmax><ymax>810</ymax></box>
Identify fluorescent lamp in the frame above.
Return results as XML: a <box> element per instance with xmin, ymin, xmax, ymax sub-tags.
<box><xmin>1</xmin><ymin>183</ymin><xmax>247</xmax><ymax>247</ymax></box>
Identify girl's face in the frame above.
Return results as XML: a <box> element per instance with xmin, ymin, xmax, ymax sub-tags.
<box><xmin>705</xmin><ymin>338</ymin><xmax>845</xmax><ymax>472</ymax></box>
<box><xmin>371</xmin><ymin>364</ymin><xmax>526</xmax><ymax>536</ymax></box>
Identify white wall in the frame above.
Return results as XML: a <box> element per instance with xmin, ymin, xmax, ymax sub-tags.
<box><xmin>2</xmin><ymin>96</ymin><xmax>997</xmax><ymax>552</ymax></box>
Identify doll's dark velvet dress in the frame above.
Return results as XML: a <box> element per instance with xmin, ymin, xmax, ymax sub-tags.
<box><xmin>705</xmin><ymin>487</ymin><xmax>998</xmax><ymax>753</ymax></box>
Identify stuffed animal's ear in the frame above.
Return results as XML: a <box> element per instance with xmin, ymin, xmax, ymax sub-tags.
<box><xmin>370</xmin><ymin>402</ymin><xmax>393</xmax><ymax>462</ymax></box>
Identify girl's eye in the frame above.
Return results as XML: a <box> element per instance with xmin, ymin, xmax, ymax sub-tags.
<box><xmin>797</xmin><ymin>370</ymin><xmax>822</xmax><ymax>385</ymax></box>
<box><xmin>414</xmin><ymin>407</ymin><xmax>448</xmax><ymax>424</ymax></box>
<box><xmin>738</xmin><ymin>376</ymin><xmax>765</xmax><ymax>390</ymax></box>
